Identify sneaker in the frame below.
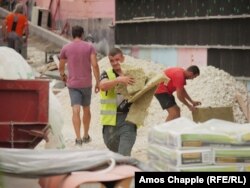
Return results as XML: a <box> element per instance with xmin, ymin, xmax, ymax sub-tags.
<box><xmin>82</xmin><ymin>135</ymin><xmax>91</xmax><ymax>143</ymax></box>
<box><xmin>75</xmin><ymin>139</ymin><xmax>82</xmax><ymax>147</ymax></box>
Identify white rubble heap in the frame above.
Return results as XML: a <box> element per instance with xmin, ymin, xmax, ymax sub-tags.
<box><xmin>184</xmin><ymin>66</ymin><xmax>248</xmax><ymax>123</ymax></box>
<box><xmin>54</xmin><ymin>55</ymin><xmax>249</xmax><ymax>163</ymax></box>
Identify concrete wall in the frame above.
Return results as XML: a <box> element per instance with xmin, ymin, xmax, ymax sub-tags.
<box><xmin>120</xmin><ymin>46</ymin><xmax>207</xmax><ymax>68</ymax></box>
<box><xmin>34</xmin><ymin>0</ymin><xmax>51</xmax><ymax>8</ymax></box>
<box><xmin>177</xmin><ymin>48</ymin><xmax>207</xmax><ymax>68</ymax></box>
<box><xmin>35</xmin><ymin>0</ymin><xmax>115</xmax><ymax>22</ymax></box>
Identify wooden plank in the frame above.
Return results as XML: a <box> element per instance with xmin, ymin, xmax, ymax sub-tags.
<box><xmin>236</xmin><ymin>92</ymin><xmax>250</xmax><ymax>122</ymax></box>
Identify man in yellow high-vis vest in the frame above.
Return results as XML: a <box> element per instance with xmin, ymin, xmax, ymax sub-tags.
<box><xmin>99</xmin><ymin>48</ymin><xmax>136</xmax><ymax>156</ymax></box>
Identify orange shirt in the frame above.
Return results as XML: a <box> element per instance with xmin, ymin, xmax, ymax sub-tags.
<box><xmin>156</xmin><ymin>67</ymin><xmax>186</xmax><ymax>94</ymax></box>
<box><xmin>5</xmin><ymin>13</ymin><xmax>28</xmax><ymax>37</ymax></box>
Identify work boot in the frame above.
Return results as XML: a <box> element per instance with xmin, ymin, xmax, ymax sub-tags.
<box><xmin>82</xmin><ymin>135</ymin><xmax>91</xmax><ymax>143</ymax></box>
<box><xmin>75</xmin><ymin>139</ymin><xmax>82</xmax><ymax>147</ymax></box>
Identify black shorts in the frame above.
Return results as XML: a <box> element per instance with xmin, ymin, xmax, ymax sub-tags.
<box><xmin>155</xmin><ymin>93</ymin><xmax>176</xmax><ymax>109</ymax></box>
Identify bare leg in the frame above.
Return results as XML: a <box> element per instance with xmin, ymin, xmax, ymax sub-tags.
<box><xmin>82</xmin><ymin>106</ymin><xmax>91</xmax><ymax>138</ymax></box>
<box><xmin>72</xmin><ymin>105</ymin><xmax>81</xmax><ymax>140</ymax></box>
<box><xmin>166</xmin><ymin>105</ymin><xmax>181</xmax><ymax>121</ymax></box>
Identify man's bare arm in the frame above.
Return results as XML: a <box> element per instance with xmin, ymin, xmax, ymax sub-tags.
<box><xmin>90</xmin><ymin>52</ymin><xmax>100</xmax><ymax>93</ymax></box>
<box><xmin>100</xmin><ymin>76</ymin><xmax>134</xmax><ymax>91</ymax></box>
<box><xmin>59</xmin><ymin>58</ymin><xmax>67</xmax><ymax>82</ymax></box>
<box><xmin>176</xmin><ymin>88</ymin><xmax>192</xmax><ymax>108</ymax></box>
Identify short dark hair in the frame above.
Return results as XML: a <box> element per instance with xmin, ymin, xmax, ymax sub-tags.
<box><xmin>108</xmin><ymin>47</ymin><xmax>123</xmax><ymax>57</ymax></box>
<box><xmin>72</xmin><ymin>25</ymin><xmax>84</xmax><ymax>38</ymax></box>
<box><xmin>187</xmin><ymin>65</ymin><xmax>200</xmax><ymax>75</ymax></box>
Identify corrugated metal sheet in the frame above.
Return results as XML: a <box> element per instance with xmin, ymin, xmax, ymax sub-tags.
<box><xmin>115</xmin><ymin>19</ymin><xmax>250</xmax><ymax>46</ymax></box>
<box><xmin>115</xmin><ymin>0</ymin><xmax>250</xmax><ymax>78</ymax></box>
<box><xmin>116</xmin><ymin>0</ymin><xmax>250</xmax><ymax>20</ymax></box>
<box><xmin>208</xmin><ymin>49</ymin><xmax>250</xmax><ymax>77</ymax></box>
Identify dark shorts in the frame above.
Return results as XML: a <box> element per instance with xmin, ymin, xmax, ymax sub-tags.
<box><xmin>68</xmin><ymin>87</ymin><xmax>92</xmax><ymax>107</ymax></box>
<box><xmin>155</xmin><ymin>93</ymin><xmax>176</xmax><ymax>109</ymax></box>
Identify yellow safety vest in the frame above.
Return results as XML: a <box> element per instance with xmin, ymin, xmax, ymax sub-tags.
<box><xmin>100</xmin><ymin>69</ymin><xmax>117</xmax><ymax>126</ymax></box>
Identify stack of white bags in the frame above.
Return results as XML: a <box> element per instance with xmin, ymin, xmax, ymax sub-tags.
<box><xmin>148</xmin><ymin>117</ymin><xmax>250</xmax><ymax>171</ymax></box>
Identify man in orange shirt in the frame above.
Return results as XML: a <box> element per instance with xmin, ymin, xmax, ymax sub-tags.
<box><xmin>2</xmin><ymin>3</ymin><xmax>28</xmax><ymax>54</ymax></box>
<box><xmin>155</xmin><ymin>65</ymin><xmax>201</xmax><ymax>121</ymax></box>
